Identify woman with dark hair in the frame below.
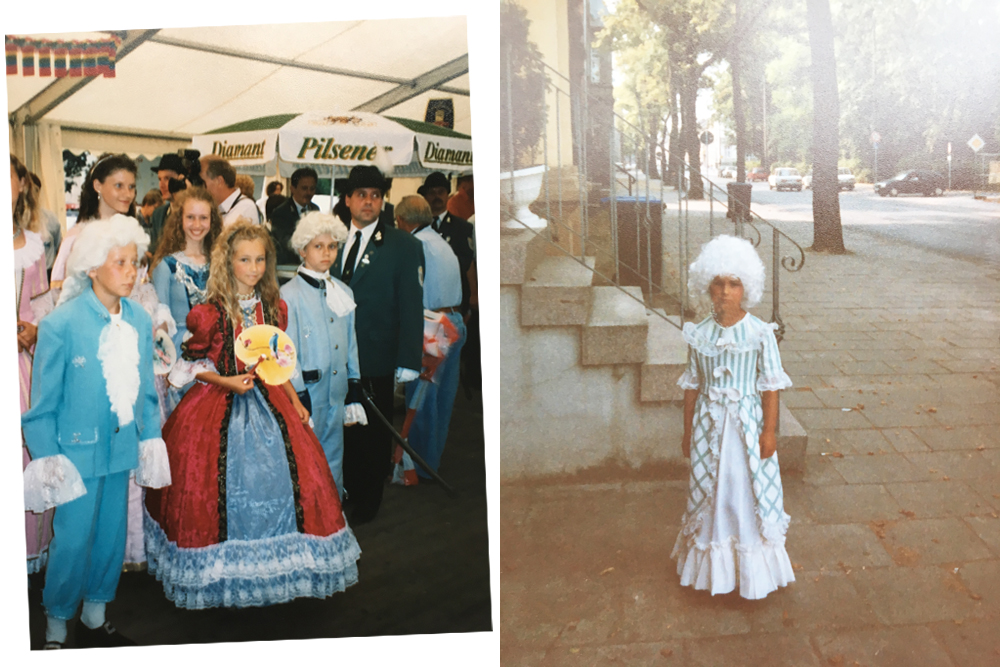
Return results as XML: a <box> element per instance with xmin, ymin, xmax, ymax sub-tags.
<box><xmin>50</xmin><ymin>153</ymin><xmax>137</xmax><ymax>292</ymax></box>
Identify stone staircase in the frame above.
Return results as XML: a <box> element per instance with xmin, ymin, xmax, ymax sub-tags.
<box><xmin>499</xmin><ymin>224</ymin><xmax>807</xmax><ymax>480</ymax></box>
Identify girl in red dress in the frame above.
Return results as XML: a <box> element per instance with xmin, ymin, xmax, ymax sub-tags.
<box><xmin>144</xmin><ymin>221</ymin><xmax>360</xmax><ymax>609</ymax></box>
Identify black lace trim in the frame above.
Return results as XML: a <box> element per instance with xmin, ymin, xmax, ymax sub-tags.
<box><xmin>262</xmin><ymin>391</ymin><xmax>305</xmax><ymax>533</ymax></box>
<box><xmin>218</xmin><ymin>391</ymin><xmax>234</xmax><ymax>543</ymax></box>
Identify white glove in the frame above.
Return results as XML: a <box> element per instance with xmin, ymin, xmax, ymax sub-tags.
<box><xmin>395</xmin><ymin>367</ymin><xmax>420</xmax><ymax>383</ymax></box>
<box><xmin>344</xmin><ymin>403</ymin><xmax>368</xmax><ymax>426</ymax></box>
<box><xmin>23</xmin><ymin>454</ymin><xmax>87</xmax><ymax>512</ymax></box>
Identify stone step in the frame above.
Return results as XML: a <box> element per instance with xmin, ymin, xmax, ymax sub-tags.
<box><xmin>520</xmin><ymin>255</ymin><xmax>596</xmax><ymax>327</ymax></box>
<box><xmin>777</xmin><ymin>399</ymin><xmax>807</xmax><ymax>476</ymax></box>
<box><xmin>582</xmin><ymin>286</ymin><xmax>649</xmax><ymax>366</ymax></box>
<box><xmin>500</xmin><ymin>227</ymin><xmax>548</xmax><ymax>286</ymax></box>
<box><xmin>639</xmin><ymin>310</ymin><xmax>687</xmax><ymax>402</ymax></box>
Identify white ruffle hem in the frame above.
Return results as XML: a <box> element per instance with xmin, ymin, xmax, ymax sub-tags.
<box><xmin>671</xmin><ymin>409</ymin><xmax>794</xmax><ymax>600</ymax></box>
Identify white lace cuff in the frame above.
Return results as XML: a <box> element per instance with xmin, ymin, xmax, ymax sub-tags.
<box><xmin>135</xmin><ymin>438</ymin><xmax>172</xmax><ymax>488</ymax></box>
<box><xmin>757</xmin><ymin>372</ymin><xmax>793</xmax><ymax>392</ymax></box>
<box><xmin>676</xmin><ymin>369</ymin><xmax>700</xmax><ymax>390</ymax></box>
<box><xmin>23</xmin><ymin>454</ymin><xmax>87</xmax><ymax>512</ymax></box>
<box><xmin>168</xmin><ymin>357</ymin><xmax>216</xmax><ymax>387</ymax></box>
<box><xmin>155</xmin><ymin>303</ymin><xmax>178</xmax><ymax>337</ymax></box>
<box><xmin>344</xmin><ymin>403</ymin><xmax>368</xmax><ymax>426</ymax></box>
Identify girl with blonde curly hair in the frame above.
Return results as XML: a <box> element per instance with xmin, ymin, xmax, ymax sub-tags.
<box><xmin>672</xmin><ymin>234</ymin><xmax>795</xmax><ymax>600</ymax></box>
<box><xmin>144</xmin><ymin>220</ymin><xmax>360</xmax><ymax>610</ymax></box>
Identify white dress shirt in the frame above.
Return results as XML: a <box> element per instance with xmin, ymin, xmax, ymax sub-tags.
<box><xmin>340</xmin><ymin>221</ymin><xmax>379</xmax><ymax>273</ymax></box>
<box><xmin>220</xmin><ymin>189</ymin><xmax>262</xmax><ymax>227</ymax></box>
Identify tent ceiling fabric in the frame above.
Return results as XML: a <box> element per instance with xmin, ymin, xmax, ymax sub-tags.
<box><xmin>6</xmin><ymin>16</ymin><xmax>472</xmax><ymax>146</ymax></box>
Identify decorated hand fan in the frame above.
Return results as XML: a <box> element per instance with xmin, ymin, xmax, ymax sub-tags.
<box><xmin>234</xmin><ymin>324</ymin><xmax>297</xmax><ymax>385</ymax></box>
<box><xmin>153</xmin><ymin>329</ymin><xmax>177</xmax><ymax>376</ymax></box>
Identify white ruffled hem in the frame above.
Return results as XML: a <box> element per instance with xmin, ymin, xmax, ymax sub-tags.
<box><xmin>144</xmin><ymin>507</ymin><xmax>361</xmax><ymax>609</ymax></box>
<box><xmin>169</xmin><ymin>357</ymin><xmax>216</xmax><ymax>387</ymax></box>
<box><xmin>27</xmin><ymin>550</ymin><xmax>48</xmax><ymax>575</ymax></box>
<box><xmin>671</xmin><ymin>532</ymin><xmax>795</xmax><ymax>600</ymax></box>
<box><xmin>757</xmin><ymin>372</ymin><xmax>793</xmax><ymax>392</ymax></box>
<box><xmin>676</xmin><ymin>369</ymin><xmax>699</xmax><ymax>390</ymax></box>
<box><xmin>136</xmin><ymin>438</ymin><xmax>171</xmax><ymax>488</ymax></box>
<box><xmin>344</xmin><ymin>403</ymin><xmax>367</xmax><ymax>426</ymax></box>
<box><xmin>23</xmin><ymin>454</ymin><xmax>87</xmax><ymax>512</ymax></box>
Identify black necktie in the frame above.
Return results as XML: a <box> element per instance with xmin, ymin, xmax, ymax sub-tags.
<box><xmin>434</xmin><ymin>215</ymin><xmax>442</xmax><ymax>232</ymax></box>
<box><xmin>341</xmin><ymin>231</ymin><xmax>363</xmax><ymax>284</ymax></box>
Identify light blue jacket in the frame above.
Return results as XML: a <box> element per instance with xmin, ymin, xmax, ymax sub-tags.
<box><xmin>22</xmin><ymin>286</ymin><xmax>162</xmax><ymax>479</ymax></box>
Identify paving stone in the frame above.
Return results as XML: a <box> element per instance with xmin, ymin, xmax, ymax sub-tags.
<box><xmin>834</xmin><ymin>360</ymin><xmax>899</xmax><ymax>375</ymax></box>
<box><xmin>800</xmin><ymin>456</ymin><xmax>848</xmax><ymax>486</ymax></box>
<box><xmin>964</xmin><ymin>477</ymin><xmax>1000</xmax><ymax>511</ymax></box>
<box><xmin>820</xmin><ymin>374</ymin><xmax>936</xmax><ymax>389</ymax></box>
<box><xmin>904</xmin><ymin>451</ymin><xmax>1000</xmax><ymax>480</ymax></box>
<box><xmin>963</xmin><ymin>517</ymin><xmax>1000</xmax><ymax>558</ymax></box>
<box><xmin>684</xmin><ymin>632</ymin><xmax>821</xmax><ymax>667</ymax></box>
<box><xmin>778</xmin><ymin>390</ymin><xmax>824</xmax><ymax>409</ymax></box>
<box><xmin>956</xmin><ymin>559</ymin><xmax>1000</xmax><ymax>612</ymax></box>
<box><xmin>878</xmin><ymin>517</ymin><xmax>994</xmax><ymax>566</ymax></box>
<box><xmin>857</xmin><ymin>404</ymin><xmax>943</xmax><ymax>428</ymax></box>
<box><xmin>805</xmin><ymin>428</ymin><xmax>891</xmax><ymax>455</ymax></box>
<box><xmin>885</xmin><ymin>481</ymin><xmax>998</xmax><ymax>520</ymax></box>
<box><xmin>829</xmin><ymin>452</ymin><xmax>935</xmax><ymax>484</ymax></box>
<box><xmin>789</xmin><ymin>408</ymin><xmax>872</xmax><ymax>430</ymax></box>
<box><xmin>929</xmin><ymin>617</ymin><xmax>1000</xmax><ymax>667</ymax></box>
<box><xmin>882</xmin><ymin>428</ymin><xmax>932</xmax><ymax>453</ymax></box>
<box><xmin>785</xmin><ymin>524</ymin><xmax>893</xmax><ymax>570</ymax></box>
<box><xmin>542</xmin><ymin>641</ymin><xmax>686</xmax><ymax>666</ymax></box>
<box><xmin>848</xmin><ymin>565</ymin><xmax>982</xmax><ymax>625</ymax></box>
<box><xmin>805</xmin><ymin>484</ymin><xmax>901</xmax><ymax>523</ymax></box>
<box><xmin>813</xmin><ymin>626</ymin><xmax>954</xmax><ymax>667</ymax></box>
<box><xmin>927</xmin><ymin>401</ymin><xmax>1000</xmax><ymax>425</ymax></box>
<box><xmin>795</xmin><ymin>350</ymin><xmax>858</xmax><ymax>363</ymax></box>
<box><xmin>782</xmin><ymin>361</ymin><xmax>843</xmax><ymax>376</ymax></box>
<box><xmin>911</xmin><ymin>425</ymin><xmax>999</xmax><ymax>451</ymax></box>
<box><xmin>810</xmin><ymin>388</ymin><xmax>872</xmax><ymax>409</ymax></box>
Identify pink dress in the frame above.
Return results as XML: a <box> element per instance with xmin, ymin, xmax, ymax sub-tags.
<box><xmin>17</xmin><ymin>230</ymin><xmax>55</xmax><ymax>574</ymax></box>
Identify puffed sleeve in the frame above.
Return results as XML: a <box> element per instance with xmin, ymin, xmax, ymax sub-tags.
<box><xmin>168</xmin><ymin>303</ymin><xmax>219</xmax><ymax>387</ymax></box>
<box><xmin>756</xmin><ymin>325</ymin><xmax>793</xmax><ymax>392</ymax></box>
<box><xmin>151</xmin><ymin>258</ymin><xmax>172</xmax><ymax>308</ymax></box>
<box><xmin>676</xmin><ymin>347</ymin><xmax>700</xmax><ymax>390</ymax></box>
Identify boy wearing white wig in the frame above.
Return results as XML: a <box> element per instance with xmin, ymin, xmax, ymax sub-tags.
<box><xmin>672</xmin><ymin>234</ymin><xmax>795</xmax><ymax>600</ymax></box>
<box><xmin>280</xmin><ymin>211</ymin><xmax>366</xmax><ymax>498</ymax></box>
<box><xmin>22</xmin><ymin>214</ymin><xmax>170</xmax><ymax>648</ymax></box>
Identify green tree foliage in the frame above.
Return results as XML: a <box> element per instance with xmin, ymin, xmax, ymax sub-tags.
<box><xmin>500</xmin><ymin>1</ymin><xmax>549</xmax><ymax>171</ymax></box>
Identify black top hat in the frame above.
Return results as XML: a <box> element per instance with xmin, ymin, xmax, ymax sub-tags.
<box><xmin>151</xmin><ymin>153</ymin><xmax>185</xmax><ymax>173</ymax></box>
<box><xmin>417</xmin><ymin>171</ymin><xmax>451</xmax><ymax>196</ymax></box>
<box><xmin>342</xmin><ymin>166</ymin><xmax>391</xmax><ymax>195</ymax></box>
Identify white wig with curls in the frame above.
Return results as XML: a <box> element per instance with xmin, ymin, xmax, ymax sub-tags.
<box><xmin>290</xmin><ymin>211</ymin><xmax>349</xmax><ymax>253</ymax></box>
<box><xmin>58</xmin><ymin>214</ymin><xmax>149</xmax><ymax>306</ymax></box>
<box><xmin>688</xmin><ymin>234</ymin><xmax>766</xmax><ymax>309</ymax></box>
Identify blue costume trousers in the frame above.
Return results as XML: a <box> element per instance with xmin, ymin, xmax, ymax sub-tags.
<box><xmin>43</xmin><ymin>470</ymin><xmax>129</xmax><ymax>620</ymax></box>
<box><xmin>405</xmin><ymin>312</ymin><xmax>467</xmax><ymax>478</ymax></box>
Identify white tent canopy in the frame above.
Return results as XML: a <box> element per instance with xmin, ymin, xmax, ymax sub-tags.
<box><xmin>6</xmin><ymin>17</ymin><xmax>470</xmax><ymax>224</ymax></box>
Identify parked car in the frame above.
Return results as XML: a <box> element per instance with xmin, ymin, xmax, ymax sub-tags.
<box><xmin>874</xmin><ymin>170</ymin><xmax>946</xmax><ymax>197</ymax></box>
<box><xmin>768</xmin><ymin>167</ymin><xmax>802</xmax><ymax>191</ymax></box>
<box><xmin>748</xmin><ymin>167</ymin><xmax>769</xmax><ymax>182</ymax></box>
<box><xmin>802</xmin><ymin>170</ymin><xmax>813</xmax><ymax>189</ymax></box>
<box><xmin>838</xmin><ymin>167</ymin><xmax>856</xmax><ymax>191</ymax></box>
<box><xmin>718</xmin><ymin>165</ymin><xmax>736</xmax><ymax>179</ymax></box>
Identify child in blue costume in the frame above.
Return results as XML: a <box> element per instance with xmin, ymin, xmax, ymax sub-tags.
<box><xmin>280</xmin><ymin>211</ymin><xmax>366</xmax><ymax>497</ymax></box>
<box><xmin>22</xmin><ymin>215</ymin><xmax>171</xmax><ymax>648</ymax></box>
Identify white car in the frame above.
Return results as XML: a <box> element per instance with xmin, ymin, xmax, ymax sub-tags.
<box><xmin>838</xmin><ymin>167</ymin><xmax>856</xmax><ymax>191</ymax></box>
<box><xmin>768</xmin><ymin>167</ymin><xmax>802</xmax><ymax>192</ymax></box>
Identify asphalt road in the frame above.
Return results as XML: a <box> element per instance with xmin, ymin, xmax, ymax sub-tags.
<box><xmin>735</xmin><ymin>181</ymin><xmax>1000</xmax><ymax>268</ymax></box>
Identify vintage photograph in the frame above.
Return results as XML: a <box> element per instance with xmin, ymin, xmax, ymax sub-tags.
<box><xmin>7</xmin><ymin>6</ymin><xmax>492</xmax><ymax>658</ymax></box>
<box><xmin>500</xmin><ymin>0</ymin><xmax>1000</xmax><ymax>664</ymax></box>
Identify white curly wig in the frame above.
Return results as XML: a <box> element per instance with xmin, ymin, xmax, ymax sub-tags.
<box><xmin>58</xmin><ymin>214</ymin><xmax>149</xmax><ymax>306</ymax></box>
<box><xmin>688</xmin><ymin>234</ymin><xmax>766</xmax><ymax>309</ymax></box>
<box><xmin>290</xmin><ymin>211</ymin><xmax>349</xmax><ymax>253</ymax></box>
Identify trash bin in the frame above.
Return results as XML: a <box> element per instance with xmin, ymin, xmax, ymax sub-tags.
<box><xmin>726</xmin><ymin>182</ymin><xmax>753</xmax><ymax>221</ymax></box>
<box><xmin>603</xmin><ymin>196</ymin><xmax>662</xmax><ymax>291</ymax></box>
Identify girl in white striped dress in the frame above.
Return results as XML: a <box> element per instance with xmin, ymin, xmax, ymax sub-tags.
<box><xmin>672</xmin><ymin>235</ymin><xmax>795</xmax><ymax>599</ymax></box>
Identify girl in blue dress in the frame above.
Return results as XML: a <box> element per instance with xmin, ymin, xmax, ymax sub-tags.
<box><xmin>150</xmin><ymin>188</ymin><xmax>222</xmax><ymax>410</ymax></box>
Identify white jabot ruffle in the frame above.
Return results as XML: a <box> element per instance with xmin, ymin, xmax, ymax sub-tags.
<box><xmin>299</xmin><ymin>267</ymin><xmax>357</xmax><ymax>317</ymax></box>
<box><xmin>23</xmin><ymin>454</ymin><xmax>87</xmax><ymax>512</ymax></box>
<box><xmin>168</xmin><ymin>358</ymin><xmax>217</xmax><ymax>387</ymax></box>
<box><xmin>344</xmin><ymin>403</ymin><xmax>367</xmax><ymax>426</ymax></box>
<box><xmin>14</xmin><ymin>230</ymin><xmax>45</xmax><ymax>271</ymax></box>
<box><xmin>98</xmin><ymin>315</ymin><xmax>141</xmax><ymax>427</ymax></box>
<box><xmin>135</xmin><ymin>438</ymin><xmax>172</xmax><ymax>488</ymax></box>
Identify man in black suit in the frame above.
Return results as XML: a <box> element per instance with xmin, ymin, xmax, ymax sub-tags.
<box><xmin>419</xmin><ymin>171</ymin><xmax>480</xmax><ymax>393</ymax></box>
<box><xmin>270</xmin><ymin>167</ymin><xmax>319</xmax><ymax>266</ymax></box>
<box><xmin>147</xmin><ymin>153</ymin><xmax>185</xmax><ymax>255</ymax></box>
<box><xmin>332</xmin><ymin>165</ymin><xmax>424</xmax><ymax>524</ymax></box>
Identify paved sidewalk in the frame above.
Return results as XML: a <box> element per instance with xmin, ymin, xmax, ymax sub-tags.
<box><xmin>501</xmin><ymin>224</ymin><xmax>1000</xmax><ymax>666</ymax></box>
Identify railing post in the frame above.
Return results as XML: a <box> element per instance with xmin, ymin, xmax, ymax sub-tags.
<box><xmin>771</xmin><ymin>226</ymin><xmax>784</xmax><ymax>343</ymax></box>
<box><xmin>556</xmin><ymin>94</ymin><xmax>563</xmax><ymax>227</ymax></box>
<box><xmin>505</xmin><ymin>43</ymin><xmax>515</xmax><ymax>205</ymax></box>
<box><xmin>610</xmin><ymin>120</ymin><xmax>618</xmax><ymax>284</ymax></box>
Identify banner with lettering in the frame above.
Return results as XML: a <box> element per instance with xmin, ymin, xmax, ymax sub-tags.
<box><xmin>277</xmin><ymin>112</ymin><xmax>414</xmax><ymax>167</ymax></box>
<box><xmin>190</xmin><ymin>129</ymin><xmax>277</xmax><ymax>167</ymax></box>
<box><xmin>5</xmin><ymin>35</ymin><xmax>121</xmax><ymax>77</ymax></box>
<box><xmin>414</xmin><ymin>132</ymin><xmax>473</xmax><ymax>172</ymax></box>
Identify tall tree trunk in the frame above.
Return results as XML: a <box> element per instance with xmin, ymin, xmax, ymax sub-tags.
<box><xmin>806</xmin><ymin>0</ymin><xmax>846</xmax><ymax>252</ymax></box>
<box><xmin>666</xmin><ymin>91</ymin><xmax>681</xmax><ymax>187</ymax></box>
<box><xmin>680</xmin><ymin>69</ymin><xmax>704</xmax><ymax>199</ymax></box>
<box><xmin>732</xmin><ymin>5</ymin><xmax>747</xmax><ymax>184</ymax></box>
